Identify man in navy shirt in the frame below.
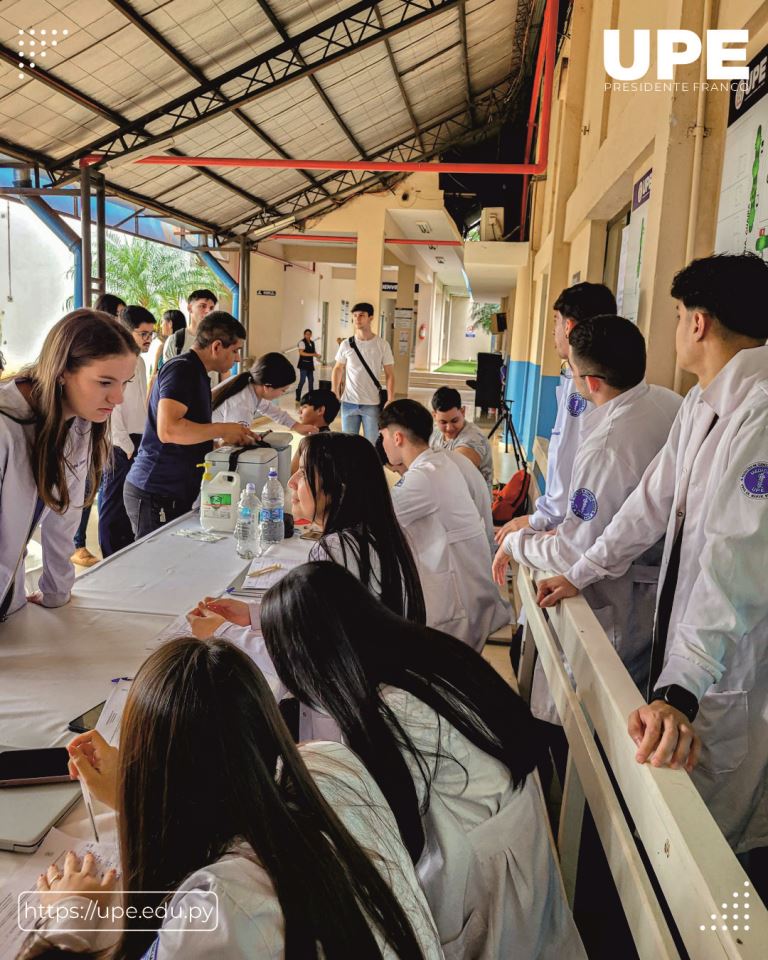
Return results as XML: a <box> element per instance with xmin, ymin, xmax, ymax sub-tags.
<box><xmin>124</xmin><ymin>312</ymin><xmax>253</xmax><ymax>538</ymax></box>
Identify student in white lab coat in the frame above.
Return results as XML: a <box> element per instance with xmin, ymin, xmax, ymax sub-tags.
<box><xmin>494</xmin><ymin>316</ymin><xmax>682</xmax><ymax>709</ymax></box>
<box><xmin>0</xmin><ymin>310</ymin><xmax>138</xmax><ymax>620</ymax></box>
<box><xmin>211</xmin><ymin>352</ymin><xmax>319</xmax><ymax>435</ymax></box>
<box><xmin>537</xmin><ymin>254</ymin><xmax>768</xmax><ymax>858</ymax></box>
<box><xmin>494</xmin><ymin>282</ymin><xmax>617</xmax><ymax>546</ymax></box>
<box><xmin>257</xmin><ymin>562</ymin><xmax>586</xmax><ymax>960</ymax></box>
<box><xmin>379</xmin><ymin>400</ymin><xmax>510</xmax><ymax>651</ymax></box>
<box><xmin>28</xmin><ymin>636</ymin><xmax>442</xmax><ymax>959</ymax></box>
<box><xmin>378</xmin><ymin>429</ymin><xmax>496</xmax><ymax>552</ymax></box>
<box><xmin>188</xmin><ymin>431</ymin><xmax>426</xmax><ymax>740</ymax></box>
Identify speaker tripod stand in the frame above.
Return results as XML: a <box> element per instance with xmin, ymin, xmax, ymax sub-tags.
<box><xmin>487</xmin><ymin>398</ymin><xmax>524</xmax><ymax>463</ymax></box>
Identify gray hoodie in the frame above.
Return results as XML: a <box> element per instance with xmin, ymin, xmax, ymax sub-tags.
<box><xmin>0</xmin><ymin>378</ymin><xmax>90</xmax><ymax>617</ymax></box>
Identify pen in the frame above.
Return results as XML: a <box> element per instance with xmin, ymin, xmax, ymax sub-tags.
<box><xmin>80</xmin><ymin>776</ymin><xmax>99</xmax><ymax>844</ymax></box>
<box><xmin>246</xmin><ymin>563</ymin><xmax>282</xmax><ymax>579</ymax></box>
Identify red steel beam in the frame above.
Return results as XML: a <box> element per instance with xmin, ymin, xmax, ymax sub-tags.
<box><xmin>132</xmin><ymin>156</ymin><xmax>546</xmax><ymax>175</ymax></box>
<box><xmin>521</xmin><ymin>0</ymin><xmax>557</xmax><ymax>236</ymax></box>
<box><xmin>268</xmin><ymin>234</ymin><xmax>461</xmax><ymax>246</ymax></box>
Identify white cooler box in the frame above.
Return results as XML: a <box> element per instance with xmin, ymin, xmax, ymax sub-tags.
<box><xmin>207</xmin><ymin>434</ymin><xmax>293</xmax><ymax>491</ymax></box>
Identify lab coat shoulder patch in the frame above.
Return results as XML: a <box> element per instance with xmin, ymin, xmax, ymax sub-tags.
<box><xmin>571</xmin><ymin>487</ymin><xmax>598</xmax><ymax>520</ymax></box>
<box><xmin>566</xmin><ymin>393</ymin><xmax>587</xmax><ymax>417</ymax></box>
<box><xmin>740</xmin><ymin>462</ymin><xmax>768</xmax><ymax>499</ymax></box>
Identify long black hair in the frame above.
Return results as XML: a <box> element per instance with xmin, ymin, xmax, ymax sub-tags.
<box><xmin>212</xmin><ymin>351</ymin><xmax>296</xmax><ymax>410</ymax></box>
<box><xmin>114</xmin><ymin>636</ymin><xmax>427</xmax><ymax>960</ymax></box>
<box><xmin>261</xmin><ymin>562</ymin><xmax>542</xmax><ymax>863</ymax></box>
<box><xmin>299</xmin><ymin>432</ymin><xmax>426</xmax><ymax>623</ymax></box>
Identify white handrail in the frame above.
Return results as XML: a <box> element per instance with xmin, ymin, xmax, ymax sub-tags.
<box><xmin>517</xmin><ymin>566</ymin><xmax>768</xmax><ymax>959</ymax></box>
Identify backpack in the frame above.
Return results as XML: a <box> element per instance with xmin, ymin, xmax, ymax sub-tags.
<box><xmin>173</xmin><ymin>327</ymin><xmax>187</xmax><ymax>355</ymax></box>
<box><xmin>491</xmin><ymin>414</ymin><xmax>531</xmax><ymax>523</ymax></box>
<box><xmin>492</xmin><ymin>471</ymin><xmax>531</xmax><ymax>523</ymax></box>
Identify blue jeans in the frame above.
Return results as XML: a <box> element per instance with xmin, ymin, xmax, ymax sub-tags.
<box><xmin>341</xmin><ymin>402</ymin><xmax>380</xmax><ymax>442</ymax></box>
<box><xmin>296</xmin><ymin>367</ymin><xmax>314</xmax><ymax>398</ymax></box>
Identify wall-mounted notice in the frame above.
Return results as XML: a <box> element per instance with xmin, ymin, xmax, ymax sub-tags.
<box><xmin>716</xmin><ymin>43</ymin><xmax>768</xmax><ymax>259</ymax></box>
<box><xmin>341</xmin><ymin>299</ymin><xmax>350</xmax><ymax>324</ymax></box>
<box><xmin>394</xmin><ymin>307</ymin><xmax>413</xmax><ymax>327</ymax></box>
<box><xmin>621</xmin><ymin>168</ymin><xmax>652</xmax><ymax>324</ymax></box>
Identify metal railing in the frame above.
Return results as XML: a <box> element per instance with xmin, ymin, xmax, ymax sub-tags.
<box><xmin>516</xmin><ymin>566</ymin><xmax>767</xmax><ymax>959</ymax></box>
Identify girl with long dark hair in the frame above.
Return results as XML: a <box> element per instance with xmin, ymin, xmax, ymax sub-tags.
<box><xmin>30</xmin><ymin>637</ymin><xmax>441</xmax><ymax>959</ymax></box>
<box><xmin>188</xmin><ymin>431</ymin><xmax>426</xmax><ymax>736</ymax></box>
<box><xmin>211</xmin><ymin>351</ymin><xmax>318</xmax><ymax>435</ymax></box>
<box><xmin>257</xmin><ymin>562</ymin><xmax>586</xmax><ymax>960</ymax></box>
<box><xmin>0</xmin><ymin>310</ymin><xmax>138</xmax><ymax>619</ymax></box>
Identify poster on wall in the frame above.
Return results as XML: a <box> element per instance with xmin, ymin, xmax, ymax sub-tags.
<box><xmin>621</xmin><ymin>168</ymin><xmax>651</xmax><ymax>324</ymax></box>
<box><xmin>340</xmin><ymin>300</ymin><xmax>350</xmax><ymax>325</ymax></box>
<box><xmin>715</xmin><ymin>44</ymin><xmax>768</xmax><ymax>259</ymax></box>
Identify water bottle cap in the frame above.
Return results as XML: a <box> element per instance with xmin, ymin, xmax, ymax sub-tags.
<box><xmin>245</xmin><ymin>482</ymin><xmax>256</xmax><ymax>492</ymax></box>
<box><xmin>268</xmin><ymin>469</ymin><xmax>277</xmax><ymax>477</ymax></box>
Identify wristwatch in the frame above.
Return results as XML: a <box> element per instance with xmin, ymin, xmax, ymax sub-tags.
<box><xmin>651</xmin><ymin>684</ymin><xmax>699</xmax><ymax>723</ymax></box>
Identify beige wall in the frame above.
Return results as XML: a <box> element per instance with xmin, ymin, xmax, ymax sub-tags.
<box><xmin>517</xmin><ymin>0</ymin><xmax>768</xmax><ymax>390</ymax></box>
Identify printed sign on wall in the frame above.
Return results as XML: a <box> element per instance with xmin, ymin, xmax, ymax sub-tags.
<box><xmin>621</xmin><ymin>168</ymin><xmax>652</xmax><ymax>324</ymax></box>
<box><xmin>716</xmin><ymin>43</ymin><xmax>768</xmax><ymax>259</ymax></box>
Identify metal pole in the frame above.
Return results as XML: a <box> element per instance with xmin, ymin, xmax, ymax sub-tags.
<box><xmin>95</xmin><ymin>173</ymin><xmax>106</xmax><ymax>298</ymax></box>
<box><xmin>239</xmin><ymin>237</ymin><xmax>250</xmax><ymax>353</ymax></box>
<box><xmin>79</xmin><ymin>161</ymin><xmax>92</xmax><ymax>308</ymax></box>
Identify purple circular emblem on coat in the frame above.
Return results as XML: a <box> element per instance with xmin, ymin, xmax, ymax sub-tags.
<box><xmin>566</xmin><ymin>392</ymin><xmax>587</xmax><ymax>417</ymax></box>
<box><xmin>571</xmin><ymin>487</ymin><xmax>598</xmax><ymax>521</ymax></box>
<box><xmin>740</xmin><ymin>462</ymin><xmax>768</xmax><ymax>499</ymax></box>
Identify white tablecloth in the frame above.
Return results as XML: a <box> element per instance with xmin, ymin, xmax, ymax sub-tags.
<box><xmin>0</xmin><ymin>521</ymin><xmax>316</xmax><ymax>882</ymax></box>
<box><xmin>70</xmin><ymin>513</ymin><xmax>251</xmax><ymax>615</ymax></box>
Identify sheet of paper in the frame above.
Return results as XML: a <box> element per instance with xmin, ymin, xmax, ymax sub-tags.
<box><xmin>144</xmin><ymin>614</ymin><xmax>190</xmax><ymax>653</ymax></box>
<box><xmin>95</xmin><ymin>679</ymin><xmax>132</xmax><ymax>747</ymax></box>
<box><xmin>244</xmin><ymin>557</ymin><xmax>298</xmax><ymax>591</ymax></box>
<box><xmin>0</xmin><ymin>827</ymin><xmax>118</xmax><ymax>960</ymax></box>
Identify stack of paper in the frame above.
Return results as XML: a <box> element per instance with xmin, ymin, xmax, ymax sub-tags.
<box><xmin>0</xmin><ymin>827</ymin><xmax>118</xmax><ymax>960</ymax></box>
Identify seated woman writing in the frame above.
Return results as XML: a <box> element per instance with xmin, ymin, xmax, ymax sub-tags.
<box><xmin>24</xmin><ymin>636</ymin><xmax>441</xmax><ymax>960</ymax></box>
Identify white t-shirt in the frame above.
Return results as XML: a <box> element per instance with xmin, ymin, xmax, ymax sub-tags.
<box><xmin>163</xmin><ymin>327</ymin><xmax>220</xmax><ymax>386</ymax></box>
<box><xmin>335</xmin><ymin>335</ymin><xmax>394</xmax><ymax>406</ymax></box>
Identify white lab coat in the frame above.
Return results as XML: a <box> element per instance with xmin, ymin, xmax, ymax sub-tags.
<box><xmin>445</xmin><ymin>449</ymin><xmax>496</xmax><ymax>551</ymax></box>
<box><xmin>384</xmin><ymin>688</ymin><xmax>586</xmax><ymax>960</ymax></box>
<box><xmin>22</xmin><ymin>742</ymin><xmax>442</xmax><ymax>960</ymax></box>
<box><xmin>391</xmin><ymin>449</ymin><xmax>510</xmax><ymax>650</ymax></box>
<box><xmin>506</xmin><ymin>382</ymin><xmax>682</xmax><ymax>720</ymax></box>
<box><xmin>566</xmin><ymin>346</ymin><xmax>768</xmax><ymax>854</ymax></box>
<box><xmin>530</xmin><ymin>365</ymin><xmax>592</xmax><ymax>531</ymax></box>
<box><xmin>215</xmin><ymin>532</ymin><xmax>391</xmax><ymax>742</ymax></box>
<box><xmin>0</xmin><ymin>378</ymin><xmax>90</xmax><ymax>617</ymax></box>
<box><xmin>212</xmin><ymin>385</ymin><xmax>297</xmax><ymax>429</ymax></box>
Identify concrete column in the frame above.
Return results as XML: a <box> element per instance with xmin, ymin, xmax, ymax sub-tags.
<box><xmin>392</xmin><ymin>262</ymin><xmax>415</xmax><ymax>398</ymax></box>
<box><xmin>413</xmin><ymin>280</ymin><xmax>433</xmax><ymax>370</ymax></box>
<box><xmin>355</xmin><ymin>208</ymin><xmax>386</xmax><ymax>333</ymax></box>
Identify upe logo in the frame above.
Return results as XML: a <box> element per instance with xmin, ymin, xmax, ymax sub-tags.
<box><xmin>604</xmin><ymin>30</ymin><xmax>749</xmax><ymax>81</ymax></box>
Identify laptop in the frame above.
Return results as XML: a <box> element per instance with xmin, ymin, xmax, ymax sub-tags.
<box><xmin>0</xmin><ymin>747</ymin><xmax>80</xmax><ymax>853</ymax></box>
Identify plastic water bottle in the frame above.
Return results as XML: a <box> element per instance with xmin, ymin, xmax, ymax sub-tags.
<box><xmin>260</xmin><ymin>469</ymin><xmax>285</xmax><ymax>545</ymax></box>
<box><xmin>235</xmin><ymin>483</ymin><xmax>261</xmax><ymax>559</ymax></box>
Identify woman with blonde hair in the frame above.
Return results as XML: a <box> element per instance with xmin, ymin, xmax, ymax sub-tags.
<box><xmin>0</xmin><ymin>309</ymin><xmax>138</xmax><ymax>619</ymax></box>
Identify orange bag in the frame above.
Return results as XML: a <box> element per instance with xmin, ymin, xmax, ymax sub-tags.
<box><xmin>492</xmin><ymin>469</ymin><xmax>531</xmax><ymax>523</ymax></box>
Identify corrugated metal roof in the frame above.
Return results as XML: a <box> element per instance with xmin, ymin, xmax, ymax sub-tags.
<box><xmin>0</xmin><ymin>0</ymin><xmax>529</xmax><ymax>237</ymax></box>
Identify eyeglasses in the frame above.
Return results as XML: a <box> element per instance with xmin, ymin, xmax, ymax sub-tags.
<box><xmin>137</xmin><ymin>331</ymin><xmax>154</xmax><ymax>341</ymax></box>
<box><xmin>576</xmin><ymin>371</ymin><xmax>607</xmax><ymax>381</ymax></box>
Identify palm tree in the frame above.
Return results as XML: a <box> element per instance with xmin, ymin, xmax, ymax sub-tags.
<box><xmin>104</xmin><ymin>234</ymin><xmax>228</xmax><ymax>317</ymax></box>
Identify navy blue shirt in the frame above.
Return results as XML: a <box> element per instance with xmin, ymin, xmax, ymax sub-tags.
<box><xmin>126</xmin><ymin>350</ymin><xmax>212</xmax><ymax>501</ymax></box>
